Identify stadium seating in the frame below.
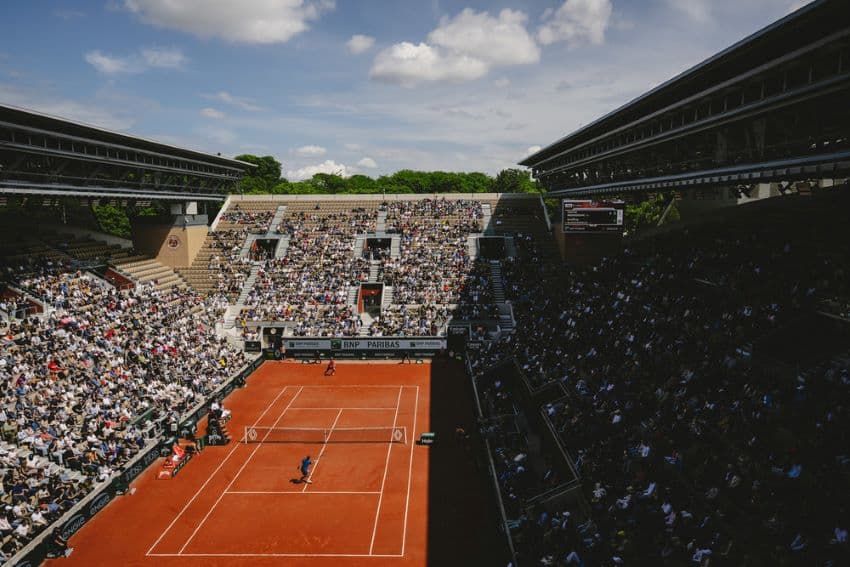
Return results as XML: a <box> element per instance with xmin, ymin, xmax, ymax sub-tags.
<box><xmin>0</xmin><ymin>255</ymin><xmax>246</xmax><ymax>553</ymax></box>
<box><xmin>467</xmin><ymin>190</ymin><xmax>850</xmax><ymax>566</ymax></box>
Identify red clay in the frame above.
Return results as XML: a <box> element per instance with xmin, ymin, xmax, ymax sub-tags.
<box><xmin>47</xmin><ymin>361</ymin><xmax>431</xmax><ymax>567</ymax></box>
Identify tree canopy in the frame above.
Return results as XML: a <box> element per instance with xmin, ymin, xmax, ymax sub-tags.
<box><xmin>233</xmin><ymin>155</ymin><xmax>541</xmax><ymax>196</ymax></box>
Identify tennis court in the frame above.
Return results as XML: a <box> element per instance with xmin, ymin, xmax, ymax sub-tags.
<box><xmin>50</xmin><ymin>361</ymin><xmax>431</xmax><ymax>567</ymax></box>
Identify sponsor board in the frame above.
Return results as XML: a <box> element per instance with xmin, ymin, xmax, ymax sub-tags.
<box><xmin>87</xmin><ymin>492</ymin><xmax>112</xmax><ymax>516</ymax></box>
<box><xmin>60</xmin><ymin>513</ymin><xmax>87</xmax><ymax>540</ymax></box>
<box><xmin>284</xmin><ymin>337</ymin><xmax>446</xmax><ymax>351</ymax></box>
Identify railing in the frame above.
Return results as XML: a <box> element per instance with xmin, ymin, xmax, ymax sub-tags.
<box><xmin>466</xmin><ymin>357</ymin><xmax>519</xmax><ymax>566</ymax></box>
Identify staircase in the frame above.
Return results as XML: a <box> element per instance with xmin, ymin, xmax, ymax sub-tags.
<box><xmin>268</xmin><ymin>206</ymin><xmax>287</xmax><ymax>234</ymax></box>
<box><xmin>360</xmin><ymin>310</ymin><xmax>375</xmax><ymax>329</ymax></box>
<box><xmin>381</xmin><ymin>285</ymin><xmax>394</xmax><ymax>309</ymax></box>
<box><xmin>222</xmin><ymin>304</ymin><xmax>241</xmax><ymax>331</ymax></box>
<box><xmin>489</xmin><ymin>260</ymin><xmax>515</xmax><ymax>331</ymax></box>
<box><xmin>505</xmin><ymin>236</ymin><xmax>517</xmax><ymax>258</ymax></box>
<box><xmin>236</xmin><ymin>264</ymin><xmax>260</xmax><ymax>305</ymax></box>
<box><xmin>498</xmin><ymin>303</ymin><xmax>516</xmax><ymax>331</ymax></box>
<box><xmin>376</xmin><ymin>210</ymin><xmax>387</xmax><ymax>234</ymax></box>
<box><xmin>347</xmin><ymin>285</ymin><xmax>360</xmax><ymax>307</ymax></box>
<box><xmin>240</xmin><ymin>236</ymin><xmax>256</xmax><ymax>259</ymax></box>
<box><xmin>274</xmin><ymin>236</ymin><xmax>290</xmax><ymax>258</ymax></box>
<box><xmin>467</xmin><ymin>236</ymin><xmax>479</xmax><ymax>260</ymax></box>
<box><xmin>115</xmin><ymin>258</ymin><xmax>188</xmax><ymax>291</ymax></box>
<box><xmin>390</xmin><ymin>237</ymin><xmax>401</xmax><ymax>259</ymax></box>
<box><xmin>354</xmin><ymin>235</ymin><xmax>367</xmax><ymax>258</ymax></box>
<box><xmin>481</xmin><ymin>203</ymin><xmax>495</xmax><ymax>235</ymax></box>
<box><xmin>490</xmin><ymin>260</ymin><xmax>505</xmax><ymax>303</ymax></box>
<box><xmin>368</xmin><ymin>262</ymin><xmax>380</xmax><ymax>283</ymax></box>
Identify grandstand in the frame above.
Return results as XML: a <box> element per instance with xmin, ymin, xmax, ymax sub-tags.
<box><xmin>0</xmin><ymin>2</ymin><xmax>848</xmax><ymax>566</ymax></box>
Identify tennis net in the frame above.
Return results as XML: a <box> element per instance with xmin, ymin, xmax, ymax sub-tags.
<box><xmin>243</xmin><ymin>426</ymin><xmax>407</xmax><ymax>444</ymax></box>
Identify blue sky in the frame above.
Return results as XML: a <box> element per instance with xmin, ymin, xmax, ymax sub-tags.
<box><xmin>0</xmin><ymin>0</ymin><xmax>811</xmax><ymax>179</ymax></box>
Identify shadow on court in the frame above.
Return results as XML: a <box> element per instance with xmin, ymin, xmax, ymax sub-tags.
<box><xmin>427</xmin><ymin>356</ymin><xmax>509</xmax><ymax>565</ymax></box>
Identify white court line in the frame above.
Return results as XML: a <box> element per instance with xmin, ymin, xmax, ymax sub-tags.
<box><xmin>225</xmin><ymin>490</ymin><xmax>380</xmax><ymax>495</ymax></box>
<box><xmin>288</xmin><ymin>407</ymin><xmax>396</xmax><ymax>410</ymax></box>
<box><xmin>149</xmin><ymin>553</ymin><xmax>404</xmax><ymax>557</ymax></box>
<box><xmin>303</xmin><ymin>408</ymin><xmax>343</xmax><ymax>492</ymax></box>
<box><xmin>368</xmin><ymin>385</ymin><xmax>404</xmax><ymax>555</ymax></box>
<box><xmin>177</xmin><ymin>386</ymin><xmax>304</xmax><ymax>555</ymax></box>
<box><xmin>401</xmin><ymin>385</ymin><xmax>420</xmax><ymax>556</ymax></box>
<box><xmin>146</xmin><ymin>386</ymin><xmax>290</xmax><ymax>556</ymax></box>
<box><xmin>296</xmin><ymin>385</ymin><xmax>409</xmax><ymax>388</ymax></box>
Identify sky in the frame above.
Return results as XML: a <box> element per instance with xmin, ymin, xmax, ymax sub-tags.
<box><xmin>0</xmin><ymin>0</ymin><xmax>813</xmax><ymax>180</ymax></box>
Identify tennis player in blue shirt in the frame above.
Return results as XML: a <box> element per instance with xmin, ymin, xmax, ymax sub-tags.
<box><xmin>299</xmin><ymin>455</ymin><xmax>316</xmax><ymax>484</ymax></box>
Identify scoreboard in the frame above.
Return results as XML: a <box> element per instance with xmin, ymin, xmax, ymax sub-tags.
<box><xmin>562</xmin><ymin>199</ymin><xmax>625</xmax><ymax>234</ymax></box>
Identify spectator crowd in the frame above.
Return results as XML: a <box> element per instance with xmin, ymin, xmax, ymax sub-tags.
<box><xmin>0</xmin><ymin>258</ymin><xmax>246</xmax><ymax>555</ymax></box>
<box><xmin>467</xmin><ymin>193</ymin><xmax>850</xmax><ymax>566</ymax></box>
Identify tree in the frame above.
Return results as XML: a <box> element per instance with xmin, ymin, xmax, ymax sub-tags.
<box><xmin>234</xmin><ymin>154</ymin><xmax>283</xmax><ymax>192</ymax></box>
<box><xmin>92</xmin><ymin>205</ymin><xmax>131</xmax><ymax>237</ymax></box>
<box><xmin>625</xmin><ymin>194</ymin><xmax>679</xmax><ymax>232</ymax></box>
<box><xmin>492</xmin><ymin>168</ymin><xmax>538</xmax><ymax>193</ymax></box>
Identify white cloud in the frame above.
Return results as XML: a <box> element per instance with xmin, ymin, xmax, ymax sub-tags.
<box><xmin>84</xmin><ymin>47</ymin><xmax>187</xmax><ymax>74</ymax></box>
<box><xmin>141</xmin><ymin>47</ymin><xmax>188</xmax><ymax>69</ymax></box>
<box><xmin>493</xmin><ymin>77</ymin><xmax>511</xmax><ymax>88</ymax></box>
<box><xmin>294</xmin><ymin>144</ymin><xmax>327</xmax><ymax>156</ymax></box>
<box><xmin>84</xmin><ymin>51</ymin><xmax>135</xmax><ymax>74</ymax></box>
<box><xmin>200</xmin><ymin>107</ymin><xmax>225</xmax><ymax>119</ymax></box>
<box><xmin>538</xmin><ymin>0</ymin><xmax>612</xmax><ymax>46</ymax></box>
<box><xmin>357</xmin><ymin>157</ymin><xmax>377</xmax><ymax>168</ymax></box>
<box><xmin>123</xmin><ymin>0</ymin><xmax>335</xmax><ymax>44</ymax></box>
<box><xmin>286</xmin><ymin>159</ymin><xmax>352</xmax><ymax>180</ymax></box>
<box><xmin>525</xmin><ymin>145</ymin><xmax>542</xmax><ymax>156</ymax></box>
<box><xmin>664</xmin><ymin>0</ymin><xmax>711</xmax><ymax>23</ymax></box>
<box><xmin>428</xmin><ymin>9</ymin><xmax>540</xmax><ymax>67</ymax></box>
<box><xmin>370</xmin><ymin>42</ymin><xmax>488</xmax><ymax>87</ymax></box>
<box><xmin>206</xmin><ymin>91</ymin><xmax>264</xmax><ymax>112</ymax></box>
<box><xmin>347</xmin><ymin>34</ymin><xmax>375</xmax><ymax>54</ymax></box>
<box><xmin>370</xmin><ymin>8</ymin><xmax>540</xmax><ymax>87</ymax></box>
<box><xmin>344</xmin><ymin>143</ymin><xmax>362</xmax><ymax>151</ymax></box>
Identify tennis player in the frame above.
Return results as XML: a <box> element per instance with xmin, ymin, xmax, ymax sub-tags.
<box><xmin>299</xmin><ymin>455</ymin><xmax>316</xmax><ymax>484</ymax></box>
<box><xmin>324</xmin><ymin>357</ymin><xmax>336</xmax><ymax>376</ymax></box>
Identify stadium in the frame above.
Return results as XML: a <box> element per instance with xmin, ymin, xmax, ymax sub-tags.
<box><xmin>0</xmin><ymin>1</ymin><xmax>848</xmax><ymax>566</ymax></box>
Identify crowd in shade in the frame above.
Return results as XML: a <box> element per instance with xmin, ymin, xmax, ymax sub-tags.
<box><xmin>467</xmin><ymin>193</ymin><xmax>849</xmax><ymax>566</ymax></box>
<box><xmin>0</xmin><ymin>259</ymin><xmax>246</xmax><ymax>554</ymax></box>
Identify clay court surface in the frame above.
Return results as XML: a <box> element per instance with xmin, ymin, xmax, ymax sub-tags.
<box><xmin>48</xmin><ymin>361</ymin><xmax>435</xmax><ymax>567</ymax></box>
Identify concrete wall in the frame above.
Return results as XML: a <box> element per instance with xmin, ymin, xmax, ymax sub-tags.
<box><xmin>676</xmin><ymin>186</ymin><xmax>739</xmax><ymax>219</ymax></box>
<box><xmin>131</xmin><ymin>222</ymin><xmax>208</xmax><ymax>268</ymax></box>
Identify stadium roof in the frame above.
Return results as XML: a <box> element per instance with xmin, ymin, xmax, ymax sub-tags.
<box><xmin>0</xmin><ymin>102</ymin><xmax>254</xmax><ymax>171</ymax></box>
<box><xmin>520</xmin><ymin>0</ymin><xmax>844</xmax><ymax>169</ymax></box>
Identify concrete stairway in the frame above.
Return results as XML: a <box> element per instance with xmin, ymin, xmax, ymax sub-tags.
<box><xmin>275</xmin><ymin>236</ymin><xmax>290</xmax><ymax>258</ymax></box>
<box><xmin>376</xmin><ymin>210</ymin><xmax>387</xmax><ymax>233</ymax></box>
<box><xmin>347</xmin><ymin>285</ymin><xmax>360</xmax><ymax>307</ymax></box>
<box><xmin>467</xmin><ymin>236</ymin><xmax>479</xmax><ymax>260</ymax></box>
<box><xmin>268</xmin><ymin>206</ymin><xmax>287</xmax><ymax>233</ymax></box>
<box><xmin>381</xmin><ymin>286</ymin><xmax>394</xmax><ymax>309</ymax></box>
<box><xmin>240</xmin><ymin>236</ymin><xmax>256</xmax><ymax>259</ymax></box>
<box><xmin>490</xmin><ymin>260</ymin><xmax>505</xmax><ymax>303</ymax></box>
<box><xmin>481</xmin><ymin>203</ymin><xmax>495</xmax><ymax>235</ymax></box>
<box><xmin>390</xmin><ymin>237</ymin><xmax>401</xmax><ymax>258</ymax></box>
<box><xmin>354</xmin><ymin>235</ymin><xmax>367</xmax><ymax>258</ymax></box>
<box><xmin>505</xmin><ymin>236</ymin><xmax>517</xmax><ymax>258</ymax></box>
<box><xmin>236</xmin><ymin>264</ymin><xmax>260</xmax><ymax>305</ymax></box>
<box><xmin>368</xmin><ymin>262</ymin><xmax>380</xmax><ymax>282</ymax></box>
<box><xmin>115</xmin><ymin>258</ymin><xmax>188</xmax><ymax>291</ymax></box>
